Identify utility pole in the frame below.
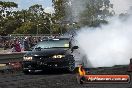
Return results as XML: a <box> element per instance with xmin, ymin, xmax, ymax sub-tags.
<box><xmin>37</xmin><ymin>24</ymin><xmax>41</xmax><ymax>35</ymax></box>
<box><xmin>37</xmin><ymin>24</ymin><xmax>38</xmax><ymax>35</ymax></box>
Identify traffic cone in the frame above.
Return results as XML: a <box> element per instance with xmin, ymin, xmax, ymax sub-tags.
<box><xmin>128</xmin><ymin>58</ymin><xmax>132</xmax><ymax>72</ymax></box>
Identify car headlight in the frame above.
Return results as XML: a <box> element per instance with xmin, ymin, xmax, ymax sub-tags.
<box><xmin>52</xmin><ymin>55</ymin><xmax>65</xmax><ymax>58</ymax></box>
<box><xmin>23</xmin><ymin>57</ymin><xmax>33</xmax><ymax>61</ymax></box>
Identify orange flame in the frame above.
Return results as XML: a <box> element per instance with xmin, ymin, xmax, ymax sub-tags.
<box><xmin>78</xmin><ymin>65</ymin><xmax>86</xmax><ymax>76</ymax></box>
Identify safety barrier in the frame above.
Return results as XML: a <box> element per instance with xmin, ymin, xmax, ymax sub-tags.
<box><xmin>0</xmin><ymin>52</ymin><xmax>25</xmax><ymax>64</ymax></box>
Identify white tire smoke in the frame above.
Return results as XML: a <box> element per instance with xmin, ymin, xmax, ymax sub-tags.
<box><xmin>75</xmin><ymin>16</ymin><xmax>132</xmax><ymax>67</ymax></box>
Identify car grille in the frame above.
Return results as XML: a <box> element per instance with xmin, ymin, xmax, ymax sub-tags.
<box><xmin>33</xmin><ymin>56</ymin><xmax>64</xmax><ymax>62</ymax></box>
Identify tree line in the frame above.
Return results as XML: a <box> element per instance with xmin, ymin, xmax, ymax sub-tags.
<box><xmin>0</xmin><ymin>0</ymin><xmax>115</xmax><ymax>35</ymax></box>
<box><xmin>0</xmin><ymin>1</ymin><xmax>55</xmax><ymax>35</ymax></box>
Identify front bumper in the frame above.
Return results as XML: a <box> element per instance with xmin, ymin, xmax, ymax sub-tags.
<box><xmin>22</xmin><ymin>58</ymin><xmax>74</xmax><ymax>70</ymax></box>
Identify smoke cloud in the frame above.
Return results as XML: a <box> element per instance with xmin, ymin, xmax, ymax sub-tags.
<box><xmin>75</xmin><ymin>16</ymin><xmax>132</xmax><ymax>67</ymax></box>
<box><xmin>64</xmin><ymin>0</ymin><xmax>132</xmax><ymax>67</ymax></box>
<box><xmin>110</xmin><ymin>0</ymin><xmax>132</xmax><ymax>14</ymax></box>
<box><xmin>66</xmin><ymin>0</ymin><xmax>87</xmax><ymax>22</ymax></box>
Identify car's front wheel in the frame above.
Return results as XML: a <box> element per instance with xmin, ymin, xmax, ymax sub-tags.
<box><xmin>67</xmin><ymin>61</ymin><xmax>75</xmax><ymax>72</ymax></box>
<box><xmin>23</xmin><ymin>69</ymin><xmax>36</xmax><ymax>74</ymax></box>
<box><xmin>23</xmin><ymin>70</ymin><xmax>30</xmax><ymax>75</ymax></box>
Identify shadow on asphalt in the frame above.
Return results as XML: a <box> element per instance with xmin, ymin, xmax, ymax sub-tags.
<box><xmin>24</xmin><ymin>69</ymin><xmax>75</xmax><ymax>75</ymax></box>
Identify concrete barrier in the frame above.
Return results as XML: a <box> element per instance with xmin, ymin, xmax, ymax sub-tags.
<box><xmin>0</xmin><ymin>52</ymin><xmax>25</xmax><ymax>64</ymax></box>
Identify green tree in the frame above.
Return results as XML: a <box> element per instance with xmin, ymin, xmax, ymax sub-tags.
<box><xmin>28</xmin><ymin>4</ymin><xmax>52</xmax><ymax>34</ymax></box>
<box><xmin>79</xmin><ymin>0</ymin><xmax>114</xmax><ymax>27</ymax></box>
<box><xmin>52</xmin><ymin>0</ymin><xmax>115</xmax><ymax>29</ymax></box>
<box><xmin>4</xmin><ymin>18</ymin><xmax>21</xmax><ymax>34</ymax></box>
<box><xmin>13</xmin><ymin>22</ymin><xmax>36</xmax><ymax>34</ymax></box>
<box><xmin>0</xmin><ymin>1</ymin><xmax>18</xmax><ymax>17</ymax></box>
<box><xmin>52</xmin><ymin>0</ymin><xmax>69</xmax><ymax>33</ymax></box>
<box><xmin>0</xmin><ymin>1</ymin><xmax>18</xmax><ymax>34</ymax></box>
<box><xmin>52</xmin><ymin>0</ymin><xmax>66</xmax><ymax>21</ymax></box>
<box><xmin>14</xmin><ymin>4</ymin><xmax>53</xmax><ymax>34</ymax></box>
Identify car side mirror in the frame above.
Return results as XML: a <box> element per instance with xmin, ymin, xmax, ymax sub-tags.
<box><xmin>72</xmin><ymin>46</ymin><xmax>79</xmax><ymax>49</ymax></box>
<box><xmin>71</xmin><ymin>46</ymin><xmax>79</xmax><ymax>53</ymax></box>
<box><xmin>35</xmin><ymin>47</ymin><xmax>41</xmax><ymax>51</ymax></box>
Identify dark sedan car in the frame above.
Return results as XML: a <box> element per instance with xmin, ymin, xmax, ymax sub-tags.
<box><xmin>22</xmin><ymin>38</ymin><xmax>79</xmax><ymax>74</ymax></box>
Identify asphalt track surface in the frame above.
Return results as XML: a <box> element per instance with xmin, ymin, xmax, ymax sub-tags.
<box><xmin>0</xmin><ymin>65</ymin><xmax>131</xmax><ymax>88</ymax></box>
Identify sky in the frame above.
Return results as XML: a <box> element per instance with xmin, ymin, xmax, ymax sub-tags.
<box><xmin>1</xmin><ymin>0</ymin><xmax>54</xmax><ymax>13</ymax></box>
<box><xmin>2</xmin><ymin>0</ymin><xmax>132</xmax><ymax>15</ymax></box>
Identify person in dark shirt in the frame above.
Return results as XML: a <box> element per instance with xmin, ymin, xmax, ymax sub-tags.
<box><xmin>23</xmin><ymin>37</ymin><xmax>29</xmax><ymax>51</ymax></box>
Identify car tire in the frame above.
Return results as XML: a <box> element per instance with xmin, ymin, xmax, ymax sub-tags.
<box><xmin>23</xmin><ymin>70</ymin><xmax>30</xmax><ymax>75</ymax></box>
<box><xmin>67</xmin><ymin>61</ymin><xmax>75</xmax><ymax>73</ymax></box>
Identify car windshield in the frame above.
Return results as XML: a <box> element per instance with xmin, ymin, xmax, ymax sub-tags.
<box><xmin>34</xmin><ymin>39</ymin><xmax>70</xmax><ymax>49</ymax></box>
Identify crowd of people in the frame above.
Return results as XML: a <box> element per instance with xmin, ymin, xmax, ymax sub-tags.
<box><xmin>0</xmin><ymin>33</ymin><xmax>71</xmax><ymax>53</ymax></box>
<box><xmin>0</xmin><ymin>35</ymin><xmax>52</xmax><ymax>52</ymax></box>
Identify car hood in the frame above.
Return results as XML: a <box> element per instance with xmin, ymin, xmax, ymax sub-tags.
<box><xmin>25</xmin><ymin>48</ymin><xmax>70</xmax><ymax>57</ymax></box>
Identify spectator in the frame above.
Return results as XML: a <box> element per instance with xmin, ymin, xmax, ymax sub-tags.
<box><xmin>4</xmin><ymin>41</ymin><xmax>9</xmax><ymax>50</ymax></box>
<box><xmin>12</xmin><ymin>40</ymin><xmax>21</xmax><ymax>52</ymax></box>
<box><xmin>29</xmin><ymin>36</ymin><xmax>34</xmax><ymax>48</ymax></box>
<box><xmin>23</xmin><ymin>37</ymin><xmax>30</xmax><ymax>51</ymax></box>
